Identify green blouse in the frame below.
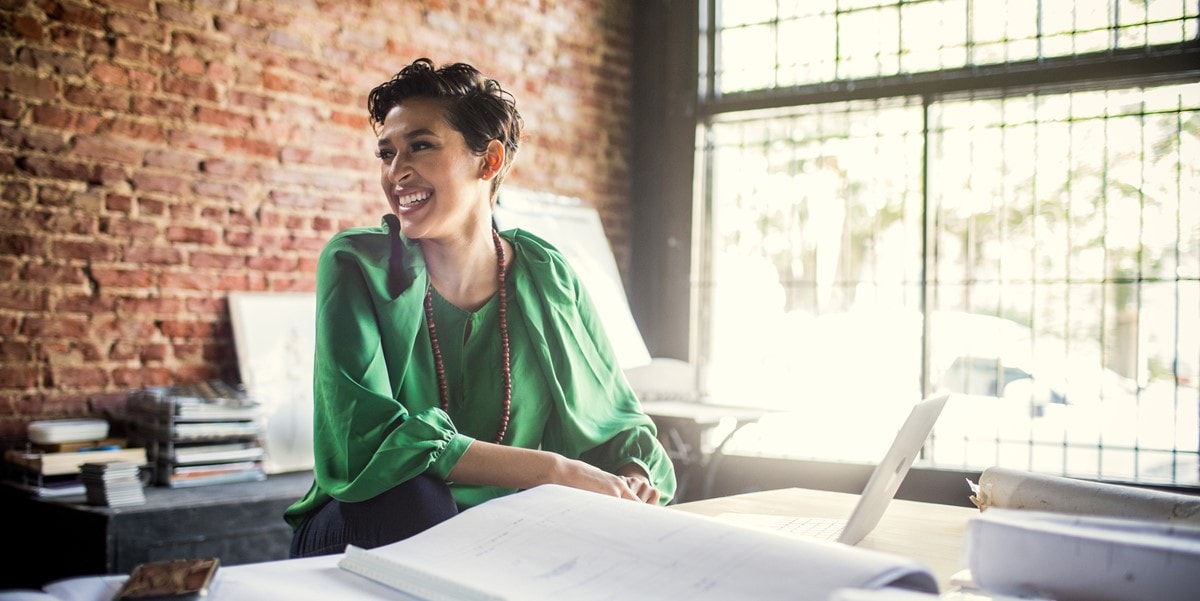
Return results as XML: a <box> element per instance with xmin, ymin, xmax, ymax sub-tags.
<box><xmin>284</xmin><ymin>218</ymin><xmax>676</xmax><ymax>527</ymax></box>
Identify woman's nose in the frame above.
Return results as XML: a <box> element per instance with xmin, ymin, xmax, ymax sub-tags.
<box><xmin>387</xmin><ymin>157</ymin><xmax>412</xmax><ymax>184</ymax></box>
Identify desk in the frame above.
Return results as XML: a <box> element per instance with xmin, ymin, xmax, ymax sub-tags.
<box><xmin>674</xmin><ymin>487</ymin><xmax>979</xmax><ymax>591</ymax></box>
<box><xmin>641</xmin><ymin>399</ymin><xmax>768</xmax><ymax>502</ymax></box>
<box><xmin>21</xmin><ymin>486</ymin><xmax>978</xmax><ymax>600</ymax></box>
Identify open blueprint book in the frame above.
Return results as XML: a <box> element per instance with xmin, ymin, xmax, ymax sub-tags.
<box><xmin>339</xmin><ymin>484</ymin><xmax>937</xmax><ymax>601</ymax></box>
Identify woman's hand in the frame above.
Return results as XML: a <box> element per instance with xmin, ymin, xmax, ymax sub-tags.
<box><xmin>448</xmin><ymin>442</ymin><xmax>655</xmax><ymax>503</ymax></box>
<box><xmin>550</xmin><ymin>456</ymin><xmax>641</xmax><ymax>502</ymax></box>
<box><xmin>616</xmin><ymin>464</ymin><xmax>661</xmax><ymax>505</ymax></box>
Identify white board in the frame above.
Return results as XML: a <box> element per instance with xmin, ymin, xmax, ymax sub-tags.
<box><xmin>495</xmin><ymin>188</ymin><xmax>652</xmax><ymax>370</ymax></box>
<box><xmin>228</xmin><ymin>291</ymin><xmax>316</xmax><ymax>474</ymax></box>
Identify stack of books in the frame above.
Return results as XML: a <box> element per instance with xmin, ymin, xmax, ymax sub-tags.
<box><xmin>81</xmin><ymin>461</ymin><xmax>146</xmax><ymax>507</ymax></box>
<box><xmin>127</xmin><ymin>381</ymin><xmax>267</xmax><ymax>487</ymax></box>
<box><xmin>2</xmin><ymin>418</ymin><xmax>147</xmax><ymax>498</ymax></box>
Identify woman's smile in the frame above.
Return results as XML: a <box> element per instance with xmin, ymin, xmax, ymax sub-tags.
<box><xmin>395</xmin><ymin>188</ymin><xmax>432</xmax><ymax>209</ymax></box>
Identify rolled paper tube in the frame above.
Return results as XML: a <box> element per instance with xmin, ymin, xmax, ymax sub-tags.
<box><xmin>971</xmin><ymin>466</ymin><xmax>1200</xmax><ymax>524</ymax></box>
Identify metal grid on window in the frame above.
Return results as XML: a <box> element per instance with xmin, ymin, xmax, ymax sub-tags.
<box><xmin>714</xmin><ymin>0</ymin><xmax>1199</xmax><ymax>94</ymax></box>
<box><xmin>697</xmin><ymin>0</ymin><xmax>1200</xmax><ymax>485</ymax></box>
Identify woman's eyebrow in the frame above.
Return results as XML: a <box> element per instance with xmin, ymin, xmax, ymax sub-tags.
<box><xmin>378</xmin><ymin>128</ymin><xmax>439</xmax><ymax>147</ymax></box>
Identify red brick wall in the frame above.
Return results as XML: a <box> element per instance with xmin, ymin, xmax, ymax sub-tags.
<box><xmin>0</xmin><ymin>0</ymin><xmax>634</xmax><ymax>437</ymax></box>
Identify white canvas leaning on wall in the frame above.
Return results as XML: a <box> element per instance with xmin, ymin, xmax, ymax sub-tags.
<box><xmin>228</xmin><ymin>291</ymin><xmax>316</xmax><ymax>474</ymax></box>
<box><xmin>495</xmin><ymin>188</ymin><xmax>652</xmax><ymax>371</ymax></box>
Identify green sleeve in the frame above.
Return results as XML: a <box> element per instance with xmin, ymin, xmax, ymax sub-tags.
<box><xmin>510</xmin><ymin>231</ymin><xmax>677</xmax><ymax>505</ymax></box>
<box><xmin>300</xmin><ymin>228</ymin><xmax>473</xmax><ymax>512</ymax></box>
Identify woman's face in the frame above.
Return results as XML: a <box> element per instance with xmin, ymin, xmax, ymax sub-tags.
<box><xmin>376</xmin><ymin>99</ymin><xmax>492</xmax><ymax>241</ymax></box>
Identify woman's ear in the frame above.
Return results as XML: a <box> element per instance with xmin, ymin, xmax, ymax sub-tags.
<box><xmin>482</xmin><ymin>139</ymin><xmax>505</xmax><ymax>181</ymax></box>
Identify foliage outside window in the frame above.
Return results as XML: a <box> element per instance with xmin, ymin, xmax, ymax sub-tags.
<box><xmin>697</xmin><ymin>0</ymin><xmax>1199</xmax><ymax>485</ymax></box>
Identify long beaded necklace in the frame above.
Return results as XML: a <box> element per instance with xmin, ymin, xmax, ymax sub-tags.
<box><xmin>423</xmin><ymin>229</ymin><xmax>512</xmax><ymax>444</ymax></box>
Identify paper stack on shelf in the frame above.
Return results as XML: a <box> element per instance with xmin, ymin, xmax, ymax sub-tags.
<box><xmin>81</xmin><ymin>461</ymin><xmax>145</xmax><ymax>507</ymax></box>
<box><xmin>127</xmin><ymin>380</ymin><xmax>267</xmax><ymax>487</ymax></box>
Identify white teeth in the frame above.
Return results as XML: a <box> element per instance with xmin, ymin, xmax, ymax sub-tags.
<box><xmin>396</xmin><ymin>191</ymin><xmax>431</xmax><ymax>207</ymax></box>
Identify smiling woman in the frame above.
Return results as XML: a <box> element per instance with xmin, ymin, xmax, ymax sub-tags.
<box><xmin>283</xmin><ymin>58</ymin><xmax>676</xmax><ymax>560</ymax></box>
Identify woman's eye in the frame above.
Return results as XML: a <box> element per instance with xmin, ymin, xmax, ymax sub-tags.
<box><xmin>376</xmin><ymin>149</ymin><xmax>395</xmax><ymax>160</ymax></box>
<box><xmin>410</xmin><ymin>141</ymin><xmax>433</xmax><ymax>152</ymax></box>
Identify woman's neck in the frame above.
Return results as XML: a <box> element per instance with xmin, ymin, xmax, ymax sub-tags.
<box><xmin>421</xmin><ymin>229</ymin><xmax>508</xmax><ymax>312</ymax></box>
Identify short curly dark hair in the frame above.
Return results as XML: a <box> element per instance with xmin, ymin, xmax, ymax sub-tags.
<box><xmin>368</xmin><ymin>58</ymin><xmax>523</xmax><ymax>201</ymax></box>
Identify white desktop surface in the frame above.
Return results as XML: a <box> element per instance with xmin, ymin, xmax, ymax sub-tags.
<box><xmin>18</xmin><ymin>487</ymin><xmax>976</xmax><ymax>601</ymax></box>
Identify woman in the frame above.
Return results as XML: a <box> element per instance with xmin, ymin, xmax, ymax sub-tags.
<box><xmin>285</xmin><ymin>58</ymin><xmax>676</xmax><ymax>558</ymax></box>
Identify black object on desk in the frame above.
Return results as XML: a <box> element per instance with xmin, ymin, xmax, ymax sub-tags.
<box><xmin>0</xmin><ymin>471</ymin><xmax>313</xmax><ymax>590</ymax></box>
<box><xmin>641</xmin><ymin>400</ymin><xmax>767</xmax><ymax>503</ymax></box>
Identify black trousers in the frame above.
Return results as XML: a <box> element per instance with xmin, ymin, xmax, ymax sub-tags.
<box><xmin>289</xmin><ymin>473</ymin><xmax>459</xmax><ymax>558</ymax></box>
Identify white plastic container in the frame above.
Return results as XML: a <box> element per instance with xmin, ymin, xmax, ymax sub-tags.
<box><xmin>27</xmin><ymin>418</ymin><xmax>109</xmax><ymax>445</ymax></box>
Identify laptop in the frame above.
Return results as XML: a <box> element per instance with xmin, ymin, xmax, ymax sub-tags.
<box><xmin>716</xmin><ymin>392</ymin><xmax>950</xmax><ymax>545</ymax></box>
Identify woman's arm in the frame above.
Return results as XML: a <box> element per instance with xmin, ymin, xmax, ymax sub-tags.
<box><xmin>446</xmin><ymin>441</ymin><xmax>643</xmax><ymax>502</ymax></box>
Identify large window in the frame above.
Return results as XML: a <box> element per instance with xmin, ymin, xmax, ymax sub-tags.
<box><xmin>695</xmin><ymin>1</ymin><xmax>1199</xmax><ymax>485</ymax></box>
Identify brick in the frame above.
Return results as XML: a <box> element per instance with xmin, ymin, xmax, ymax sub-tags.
<box><xmin>105</xmin><ymin>13</ymin><xmax>166</xmax><ymax>42</ymax></box>
<box><xmin>130</xmin><ymin>96</ymin><xmax>192</xmax><ymax>120</ymax></box>
<box><xmin>0</xmin><ymin>341</ymin><xmax>34</xmax><ymax>362</ymax></box>
<box><xmin>21</xmin><ymin>316</ymin><xmax>90</xmax><ymax>338</ymax></box>
<box><xmin>72</xmin><ymin>134</ymin><xmax>143</xmax><ymax>164</ymax></box>
<box><xmin>28</xmin><ymin>208</ymin><xmax>94</xmax><ymax>235</ymax></box>
<box><xmin>111</xmin><ymin>366</ymin><xmax>172</xmax><ymax>388</ymax></box>
<box><xmin>0</xmin><ymin>234</ymin><xmax>43</xmax><ymax>256</ymax></box>
<box><xmin>46</xmin><ymin>366</ymin><xmax>108</xmax><ymax>388</ymax></box>
<box><xmin>19</xmin><ymin>47</ymin><xmax>87</xmax><ymax>76</ymax></box>
<box><xmin>138</xmin><ymin>197</ymin><xmax>166</xmax><ymax>216</ymax></box>
<box><xmin>91</xmin><ymin>164</ymin><xmax>129</xmax><ymax>187</ymax></box>
<box><xmin>54</xmin><ymin>239</ymin><xmax>118</xmax><ymax>263</ymax></box>
<box><xmin>63</xmin><ymin>84</ymin><xmax>129</xmax><ymax>112</ymax></box>
<box><xmin>140</xmin><ymin>343</ymin><xmax>168</xmax><ymax>362</ymax></box>
<box><xmin>189</xmin><ymin>251</ymin><xmax>246</xmax><ymax>270</ymax></box>
<box><xmin>168</xmin><ymin>130</ymin><xmax>225</xmax><ymax>153</ymax></box>
<box><xmin>246</xmin><ymin>255</ymin><xmax>298</xmax><ymax>272</ymax></box>
<box><xmin>176</xmin><ymin>55</ymin><xmax>206</xmax><ymax>76</ymax></box>
<box><xmin>54</xmin><ymin>294</ymin><xmax>117</xmax><ymax>313</ymax></box>
<box><xmin>117</xmin><ymin>296</ymin><xmax>183</xmax><ymax>314</ymax></box>
<box><xmin>224</xmin><ymin>230</ymin><xmax>254</xmax><ymax>247</ymax></box>
<box><xmin>201</xmin><ymin>157</ymin><xmax>260</xmax><ymax>179</ymax></box>
<box><xmin>131</xmin><ymin>171</ymin><xmax>188</xmax><ymax>194</ymax></box>
<box><xmin>105</xmin><ymin>0</ymin><xmax>154</xmax><ymax>12</ymax></box>
<box><xmin>164</xmin><ymin>225</ymin><xmax>218</xmax><ymax>245</ymax></box>
<box><xmin>18</xmin><ymin>156</ymin><xmax>90</xmax><ymax>181</ymax></box>
<box><xmin>89</xmin><ymin>267</ymin><xmax>154</xmax><ymax>289</ymax></box>
<box><xmin>158</xmin><ymin>271</ymin><xmax>216</xmax><ymax>291</ymax></box>
<box><xmin>102</xmin><ymin>117</ymin><xmax>165</xmax><ymax>142</ymax></box>
<box><xmin>105</xmin><ymin>193</ymin><xmax>133</xmax><ymax>213</ymax></box>
<box><xmin>0</xmin><ymin>366</ymin><xmax>38</xmax><ymax>389</ymax></box>
<box><xmin>13</xmin><ymin>15</ymin><xmax>44</xmax><ymax>40</ymax></box>
<box><xmin>21</xmin><ymin>127</ymin><xmax>70</xmax><ymax>152</ymax></box>
<box><xmin>1</xmin><ymin>70</ymin><xmax>56</xmax><ymax>99</ymax></box>
<box><xmin>158</xmin><ymin>2</ymin><xmax>211</xmax><ymax>29</ymax></box>
<box><xmin>143</xmin><ymin>149</ymin><xmax>200</xmax><ymax>171</ymax></box>
<box><xmin>222</xmin><ymin>136</ymin><xmax>277</xmax><ymax>157</ymax></box>
<box><xmin>159</xmin><ymin>318</ymin><xmax>216</xmax><ymax>337</ymax></box>
<box><xmin>39</xmin><ymin>339</ymin><xmax>103</xmax><ymax>362</ymax></box>
<box><xmin>0</xmin><ymin>286</ymin><xmax>47</xmax><ymax>311</ymax></box>
<box><xmin>122</xmin><ymin>246</ymin><xmax>182</xmax><ymax>265</ymax></box>
<box><xmin>21</xmin><ymin>263</ymin><xmax>86</xmax><ymax>285</ymax></box>
<box><xmin>99</xmin><ymin>217</ymin><xmax>158</xmax><ymax>239</ymax></box>
<box><xmin>195</xmin><ymin>106</ymin><xmax>253</xmax><ymax>130</ymax></box>
<box><xmin>89</xmin><ymin>62</ymin><xmax>129</xmax><ymax>87</ymax></box>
